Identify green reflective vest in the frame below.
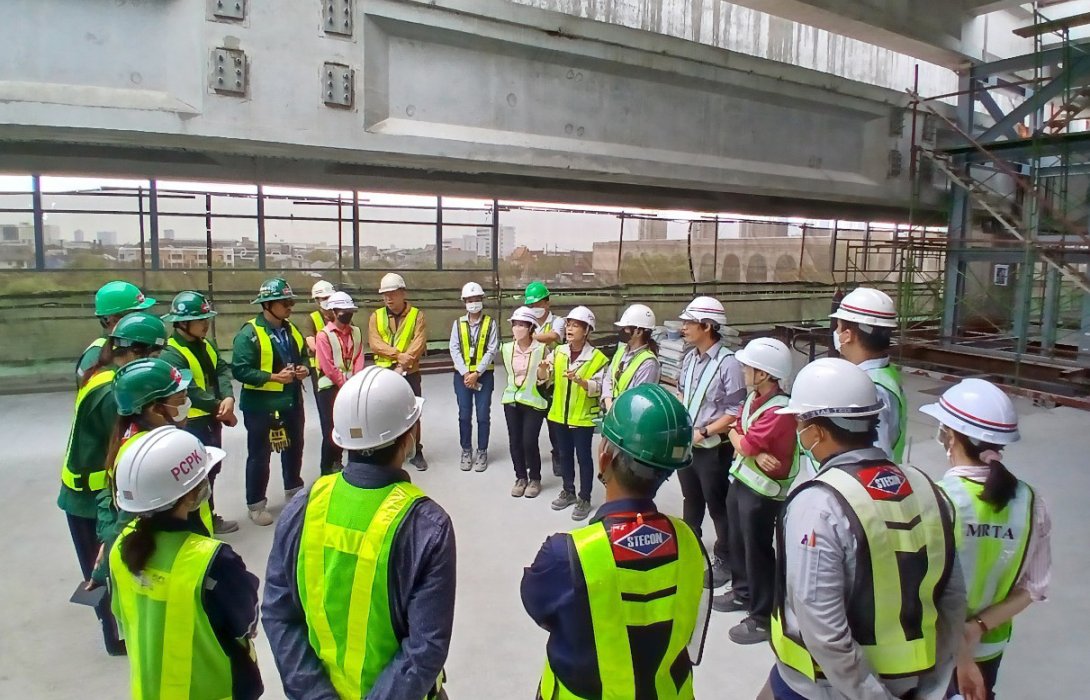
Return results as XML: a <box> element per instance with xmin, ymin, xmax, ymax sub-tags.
<box><xmin>297</xmin><ymin>474</ymin><xmax>442</xmax><ymax>698</ymax></box>
<box><xmin>61</xmin><ymin>368</ymin><xmax>116</xmax><ymax>493</ymax></box>
<box><xmin>316</xmin><ymin>325</ymin><xmax>364</xmax><ymax>390</ymax></box>
<box><xmin>728</xmin><ymin>392</ymin><xmax>799</xmax><ymax>500</ymax></box>
<box><xmin>243</xmin><ymin>319</ymin><xmax>305</xmax><ymax>392</ymax></box>
<box><xmin>110</xmin><ymin>526</ymin><xmax>235</xmax><ymax>700</ymax></box>
<box><xmin>547</xmin><ymin>347</ymin><xmax>609</xmax><ymax>428</ymax></box>
<box><xmin>309</xmin><ymin>310</ymin><xmax>325</xmax><ymax>371</ymax></box>
<box><xmin>940</xmin><ymin>475</ymin><xmax>1034</xmax><ymax>661</ymax></box>
<box><xmin>374</xmin><ymin>306</ymin><xmax>420</xmax><ymax>369</ymax></box>
<box><xmin>772</xmin><ymin>461</ymin><xmax>954</xmax><ymax>680</ymax></box>
<box><xmin>867</xmin><ymin>362</ymin><xmax>907</xmax><ymax>463</ymax></box>
<box><xmin>458</xmin><ymin>316</ymin><xmax>494</xmax><ymax>372</ymax></box>
<box><xmin>501</xmin><ymin>341</ymin><xmax>548</xmax><ymax>410</ymax></box>
<box><xmin>607</xmin><ymin>346</ymin><xmax>656</xmax><ymax>398</ymax></box>
<box><xmin>166</xmin><ymin>338</ymin><xmax>218</xmax><ymax>419</ymax></box>
<box><xmin>539</xmin><ymin>514</ymin><xmax>704</xmax><ymax>699</ymax></box>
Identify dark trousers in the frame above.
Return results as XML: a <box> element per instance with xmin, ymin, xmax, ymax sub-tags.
<box><xmin>243</xmin><ymin>402</ymin><xmax>304</xmax><ymax>506</ymax></box>
<box><xmin>678</xmin><ymin>443</ymin><xmax>733</xmax><ymax>561</ymax></box>
<box><xmin>726</xmin><ymin>482</ymin><xmax>781</xmax><ymax>620</ymax></box>
<box><xmin>316</xmin><ymin>387</ymin><xmax>341</xmax><ymax>475</ymax></box>
<box><xmin>66</xmin><ymin>513</ymin><xmax>121</xmax><ymax>648</ymax></box>
<box><xmin>183</xmin><ymin>418</ymin><xmax>223</xmax><ymax>510</ymax></box>
<box><xmin>554</xmin><ymin>423</ymin><xmax>595</xmax><ymax>501</ymax></box>
<box><xmin>542</xmin><ymin>383</ymin><xmax>559</xmax><ymax>463</ymax></box>
<box><xmin>948</xmin><ymin>654</ymin><xmax>1003</xmax><ymax>699</ymax></box>
<box><xmin>405</xmin><ymin>371</ymin><xmax>424</xmax><ymax>453</ymax></box>
<box><xmin>453</xmin><ymin>370</ymin><xmax>494</xmax><ymax>451</ymax></box>
<box><xmin>505</xmin><ymin>402</ymin><xmax>546</xmax><ymax>480</ymax></box>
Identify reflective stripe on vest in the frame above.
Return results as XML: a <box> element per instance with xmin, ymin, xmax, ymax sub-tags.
<box><xmin>166</xmin><ymin>337</ymin><xmax>218</xmax><ymax>419</ymax></box>
<box><xmin>868</xmin><ymin>363</ymin><xmax>908</xmax><ymax>463</ymax></box>
<box><xmin>538</xmin><ymin>515</ymin><xmax>703</xmax><ymax>700</ymax></box>
<box><xmin>940</xmin><ymin>476</ymin><xmax>1033</xmax><ymax>661</ymax></box>
<box><xmin>317</xmin><ymin>325</ymin><xmax>364</xmax><ymax>390</ymax></box>
<box><xmin>728</xmin><ymin>392</ymin><xmax>799</xmax><ymax>500</ymax></box>
<box><xmin>501</xmin><ymin>342</ymin><xmax>548</xmax><ymax>410</ymax></box>
<box><xmin>459</xmin><ymin>316</ymin><xmax>494</xmax><ymax>372</ymax></box>
<box><xmin>772</xmin><ymin>462</ymin><xmax>953</xmax><ymax>679</ymax></box>
<box><xmin>243</xmin><ymin>319</ymin><xmax>305</xmax><ymax>392</ymax></box>
<box><xmin>297</xmin><ymin>474</ymin><xmax>433</xmax><ymax>698</ymax></box>
<box><xmin>547</xmin><ymin>348</ymin><xmax>609</xmax><ymax>428</ymax></box>
<box><xmin>309</xmin><ymin>311</ymin><xmax>324</xmax><ymax>370</ymax></box>
<box><xmin>608</xmin><ymin>347</ymin><xmax>657</xmax><ymax>397</ymax></box>
<box><xmin>114</xmin><ymin>431</ymin><xmax>215</xmax><ymax>538</ymax></box>
<box><xmin>61</xmin><ymin>368</ymin><xmax>116</xmax><ymax>493</ymax></box>
<box><xmin>109</xmin><ymin>527</ymin><xmax>233</xmax><ymax>700</ymax></box>
<box><xmin>374</xmin><ymin>306</ymin><xmax>419</xmax><ymax>369</ymax></box>
<box><xmin>681</xmin><ymin>346</ymin><xmax>731</xmax><ymax>449</ymax></box>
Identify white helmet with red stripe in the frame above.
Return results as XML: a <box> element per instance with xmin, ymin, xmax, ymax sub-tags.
<box><xmin>919</xmin><ymin>378</ymin><xmax>1020</xmax><ymax>445</ymax></box>
<box><xmin>830</xmin><ymin>287</ymin><xmax>898</xmax><ymax>329</ymax></box>
<box><xmin>679</xmin><ymin>296</ymin><xmax>726</xmax><ymax>327</ymax></box>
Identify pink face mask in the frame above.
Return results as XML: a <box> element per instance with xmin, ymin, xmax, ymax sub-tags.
<box><xmin>512</xmin><ymin>326</ymin><xmax>530</xmax><ymax>341</ymax></box>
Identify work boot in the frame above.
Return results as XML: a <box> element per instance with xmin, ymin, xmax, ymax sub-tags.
<box><xmin>212</xmin><ymin>514</ymin><xmax>239</xmax><ymax>535</ymax></box>
<box><xmin>511</xmin><ymin>479</ymin><xmax>528</xmax><ymax>497</ymax></box>
<box><xmin>285</xmin><ymin>486</ymin><xmax>303</xmax><ymax>502</ymax></box>
<box><xmin>551</xmin><ymin>490</ymin><xmax>577</xmax><ymax>511</ymax></box>
<box><xmin>410</xmin><ymin>450</ymin><xmax>429</xmax><ymax>471</ymax></box>
<box><xmin>728</xmin><ymin>616</ymin><xmax>771</xmax><ymax>645</ymax></box>
<box><xmin>248</xmin><ymin>500</ymin><xmax>274</xmax><ymax>527</ymax></box>
<box><xmin>704</xmin><ymin>555</ymin><xmax>730</xmax><ymax>589</ymax></box>
<box><xmin>474</xmin><ymin>450</ymin><xmax>488</xmax><ymax>472</ymax></box>
<box><xmin>711</xmin><ymin>589</ymin><xmax>747</xmax><ymax>613</ymax></box>
<box><xmin>460</xmin><ymin>450</ymin><xmax>473</xmax><ymax>471</ymax></box>
<box><xmin>571</xmin><ymin>499</ymin><xmax>592</xmax><ymax>521</ymax></box>
<box><xmin>524</xmin><ymin>480</ymin><xmax>542</xmax><ymax>498</ymax></box>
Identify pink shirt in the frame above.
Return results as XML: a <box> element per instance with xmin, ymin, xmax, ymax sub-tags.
<box><xmin>316</xmin><ymin>322</ymin><xmax>365</xmax><ymax>388</ymax></box>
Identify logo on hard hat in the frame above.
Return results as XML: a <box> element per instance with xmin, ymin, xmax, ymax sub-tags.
<box><xmin>170</xmin><ymin>367</ymin><xmax>183</xmax><ymax>385</ymax></box>
<box><xmin>200</xmin><ymin>301</ymin><xmax>211</xmax><ymax>312</ymax></box>
<box><xmin>612</xmin><ymin>523</ymin><xmax>673</xmax><ymax>558</ymax></box>
<box><xmin>859</xmin><ymin>466</ymin><xmax>911</xmax><ymax>500</ymax></box>
<box><xmin>282</xmin><ymin>285</ymin><xmax>293</xmax><ymax>295</ymax></box>
<box><xmin>135</xmin><ymin>293</ymin><xmax>145</xmax><ymax>303</ymax></box>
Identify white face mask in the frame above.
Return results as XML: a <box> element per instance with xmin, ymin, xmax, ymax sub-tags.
<box><xmin>936</xmin><ymin>426</ymin><xmax>953</xmax><ymax>461</ymax></box>
<box><xmin>832</xmin><ymin>330</ymin><xmax>843</xmax><ymax>352</ymax></box>
<box><xmin>530</xmin><ymin>307</ymin><xmax>547</xmax><ymax>320</ymax></box>
<box><xmin>512</xmin><ymin>325</ymin><xmax>530</xmax><ymax>341</ymax></box>
<box><xmin>465</xmin><ymin>301</ymin><xmax>483</xmax><ymax>314</ymax></box>
<box><xmin>171</xmin><ymin>398</ymin><xmax>191</xmax><ymax>423</ymax></box>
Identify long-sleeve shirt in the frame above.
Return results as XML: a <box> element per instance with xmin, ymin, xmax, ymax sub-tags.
<box><xmin>677</xmin><ymin>342</ymin><xmax>746</xmax><ymax>436</ymax></box>
<box><xmin>734</xmin><ymin>389</ymin><xmax>798</xmax><ymax>480</ymax></box>
<box><xmin>541</xmin><ymin>343</ymin><xmax>608</xmax><ymax>397</ymax></box>
<box><xmin>857</xmin><ymin>357</ymin><xmax>901</xmax><ymax>461</ymax></box>
<box><xmin>368</xmin><ymin>305</ymin><xmax>428</xmax><ymax>374</ymax></box>
<box><xmin>315</xmin><ymin>322</ymin><xmax>366</xmax><ymax>388</ymax></box>
<box><xmin>600</xmin><ymin>344</ymin><xmax>661</xmax><ymax>406</ymax></box>
<box><xmin>56</xmin><ymin>382</ymin><xmax>117</xmax><ymax>520</ymax></box>
<box><xmin>448</xmin><ymin>314</ymin><xmax>500</xmax><ymax>376</ymax></box>
<box><xmin>262</xmin><ymin>460</ymin><xmax>457</xmax><ymax>700</ymax></box>
<box><xmin>231</xmin><ymin>315</ymin><xmax>306</xmax><ymax>414</ymax></box>
<box><xmin>777</xmin><ymin>447</ymin><xmax>967</xmax><ymax>700</ymax></box>
<box><xmin>160</xmin><ymin>332</ymin><xmax>234</xmax><ymax>419</ymax></box>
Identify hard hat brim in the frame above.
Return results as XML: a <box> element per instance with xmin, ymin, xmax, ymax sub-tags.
<box><xmin>161</xmin><ymin>310</ymin><xmax>218</xmax><ymax>322</ymax></box>
<box><xmin>250</xmin><ymin>294</ymin><xmax>294</xmax><ymax>304</ymax></box>
<box><xmin>205</xmin><ymin>446</ymin><xmax>228</xmax><ymax>469</ymax></box>
<box><xmin>918</xmin><ymin>401</ymin><xmax>1020</xmax><ymax>445</ymax></box>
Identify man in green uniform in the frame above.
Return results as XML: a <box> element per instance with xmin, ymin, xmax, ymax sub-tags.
<box><xmin>76</xmin><ymin>280</ymin><xmax>155</xmax><ymax>386</ymax></box>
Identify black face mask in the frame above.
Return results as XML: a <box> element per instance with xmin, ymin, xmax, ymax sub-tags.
<box><xmin>336</xmin><ymin>312</ymin><xmax>354</xmax><ymax>324</ymax></box>
<box><xmin>618</xmin><ymin>328</ymin><xmax>634</xmax><ymax>344</ymax></box>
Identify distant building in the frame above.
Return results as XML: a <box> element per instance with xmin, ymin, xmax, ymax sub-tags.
<box><xmin>118</xmin><ymin>245</ymin><xmax>236</xmax><ymax>268</ymax></box>
<box><xmin>739</xmin><ymin>222</ymin><xmax>789</xmax><ymax>238</ymax></box>
<box><xmin>473</xmin><ymin>225</ymin><xmax>515</xmax><ymax>260</ymax></box>
<box><xmin>97</xmin><ymin>230</ymin><xmax>118</xmax><ymax>246</ymax></box>
<box><xmin>0</xmin><ymin>222</ymin><xmax>60</xmax><ymax>245</ymax></box>
<box><xmin>637</xmin><ymin>220</ymin><xmax>667</xmax><ymax>240</ymax></box>
<box><xmin>73</xmin><ymin>229</ymin><xmax>85</xmax><ymax>243</ymax></box>
<box><xmin>689</xmin><ymin>221</ymin><xmax>717</xmax><ymax>241</ymax></box>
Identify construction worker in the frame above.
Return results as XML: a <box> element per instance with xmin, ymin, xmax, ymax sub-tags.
<box><xmin>369</xmin><ymin>272</ymin><xmax>429</xmax><ymax>470</ymax></box>
<box><xmin>920</xmin><ymin>379</ymin><xmax>1051</xmax><ymax>700</ymax></box>
<box><xmin>160</xmin><ymin>291</ymin><xmax>239</xmax><ymax>534</ymax></box>
<box><xmin>538</xmin><ymin>306</ymin><xmax>608</xmax><ymax>521</ymax></box>
<box><xmin>830</xmin><ymin>286</ymin><xmax>906</xmax><ymax>463</ymax></box>
<box><xmin>522</xmin><ymin>383</ymin><xmax>710</xmax><ymax>699</ymax></box>
<box><xmin>262</xmin><ymin>366</ymin><xmax>454</xmax><ymax>699</ymax></box>
<box><xmin>767</xmin><ymin>357</ymin><xmax>965</xmax><ymax>700</ymax></box>
<box><xmin>713</xmin><ymin>338</ymin><xmax>798</xmax><ymax>645</ymax></box>
<box><xmin>450</xmin><ymin>281</ymin><xmax>499</xmax><ymax>472</ymax></box>
<box><xmin>305</xmin><ymin>279</ymin><xmax>336</xmax><ymax>395</ymax></box>
<box><xmin>601</xmin><ymin>302</ymin><xmax>660</xmax><ymax>412</ymax></box>
<box><xmin>110</xmin><ymin>426</ymin><xmax>263</xmax><ymax>699</ymax></box>
<box><xmin>675</xmin><ymin>296</ymin><xmax>745</xmax><ymax>590</ymax></box>
<box><xmin>524</xmin><ymin>280</ymin><xmax>566</xmax><ymax>475</ymax></box>
<box><xmin>79</xmin><ymin>309</ymin><xmax>168</xmax><ymax>382</ymax></box>
<box><xmin>76</xmin><ymin>280</ymin><xmax>156</xmax><ymax>387</ymax></box>
<box><xmin>502</xmin><ymin>306</ymin><xmax>550</xmax><ymax>499</ymax></box>
<box><xmin>314</xmin><ymin>291</ymin><xmax>365</xmax><ymax>475</ymax></box>
<box><xmin>232</xmin><ymin>278</ymin><xmax>309</xmax><ymax>527</ymax></box>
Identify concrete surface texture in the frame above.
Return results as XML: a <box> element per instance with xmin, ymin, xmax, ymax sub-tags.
<box><xmin>0</xmin><ymin>365</ymin><xmax>1079</xmax><ymax>697</ymax></box>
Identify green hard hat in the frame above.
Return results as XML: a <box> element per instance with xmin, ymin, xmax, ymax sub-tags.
<box><xmin>251</xmin><ymin>277</ymin><xmax>295</xmax><ymax>304</ymax></box>
<box><xmin>113</xmin><ymin>358</ymin><xmax>191</xmax><ymax>416</ymax></box>
<box><xmin>601</xmin><ymin>384</ymin><xmax>694</xmax><ymax>471</ymax></box>
<box><xmin>162</xmin><ymin>291</ymin><xmax>218</xmax><ymax>322</ymax></box>
<box><xmin>94</xmin><ymin>280</ymin><xmax>155</xmax><ymax>317</ymax></box>
<box><xmin>524</xmin><ymin>281</ymin><xmax>550</xmax><ymax>305</ymax></box>
<box><xmin>110</xmin><ymin>312</ymin><xmax>168</xmax><ymax>349</ymax></box>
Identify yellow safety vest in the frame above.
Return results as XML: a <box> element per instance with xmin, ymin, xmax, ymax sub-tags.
<box><xmin>243</xmin><ymin>319</ymin><xmax>305</xmax><ymax>392</ymax></box>
<box><xmin>166</xmin><ymin>337</ymin><xmax>219</xmax><ymax>419</ymax></box>
<box><xmin>547</xmin><ymin>347</ymin><xmax>609</xmax><ymax>428</ymax></box>
<box><xmin>501</xmin><ymin>341</ymin><xmax>548</xmax><ymax>410</ymax></box>
<box><xmin>309</xmin><ymin>310</ymin><xmax>325</xmax><ymax>371</ymax></box>
<box><xmin>61</xmin><ymin>368</ymin><xmax>116</xmax><ymax>493</ymax></box>
<box><xmin>607</xmin><ymin>346</ymin><xmax>657</xmax><ymax>397</ymax></box>
<box><xmin>316</xmin><ymin>325</ymin><xmax>364</xmax><ymax>390</ymax></box>
<box><xmin>728</xmin><ymin>392</ymin><xmax>799</xmax><ymax>500</ymax></box>
<box><xmin>374</xmin><ymin>306</ymin><xmax>420</xmax><ymax>369</ymax></box>
<box><xmin>458</xmin><ymin>316</ymin><xmax>494</xmax><ymax>372</ymax></box>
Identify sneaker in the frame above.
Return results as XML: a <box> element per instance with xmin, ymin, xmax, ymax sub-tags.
<box><xmin>285</xmin><ymin>486</ymin><xmax>303</xmax><ymax>502</ymax></box>
<box><xmin>410</xmin><ymin>451</ymin><xmax>429</xmax><ymax>471</ymax></box>
<box><xmin>551</xmin><ymin>490</ymin><xmax>577</xmax><ymax>511</ymax></box>
<box><xmin>571</xmin><ymin>499</ymin><xmax>592</xmax><ymax>521</ymax></box>
<box><xmin>248</xmin><ymin>502</ymin><xmax>274</xmax><ymax>527</ymax></box>
<box><xmin>712</xmin><ymin>589</ymin><xmax>747</xmax><ymax>613</ymax></box>
<box><xmin>524</xmin><ymin>480</ymin><xmax>542</xmax><ymax>498</ymax></box>
<box><xmin>212</xmin><ymin>514</ymin><xmax>239</xmax><ymax>535</ymax></box>
<box><xmin>704</xmin><ymin>555</ymin><xmax>730</xmax><ymax>589</ymax></box>
<box><xmin>511</xmin><ymin>479</ymin><xmax>528</xmax><ymax>497</ymax></box>
<box><xmin>728</xmin><ymin>616</ymin><xmax>770</xmax><ymax>645</ymax></box>
<box><xmin>474</xmin><ymin>450</ymin><xmax>488</xmax><ymax>472</ymax></box>
<box><xmin>460</xmin><ymin>450</ymin><xmax>472</xmax><ymax>471</ymax></box>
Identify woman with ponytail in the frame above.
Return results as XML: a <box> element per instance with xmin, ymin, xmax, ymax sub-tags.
<box><xmin>920</xmin><ymin>378</ymin><xmax>1051</xmax><ymax>700</ymax></box>
<box><xmin>110</xmin><ymin>426</ymin><xmax>262</xmax><ymax>699</ymax></box>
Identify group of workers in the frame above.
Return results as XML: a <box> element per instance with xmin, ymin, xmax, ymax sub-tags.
<box><xmin>56</xmin><ymin>274</ymin><xmax>1049</xmax><ymax>700</ymax></box>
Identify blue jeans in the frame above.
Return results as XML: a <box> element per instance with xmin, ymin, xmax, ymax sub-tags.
<box><xmin>768</xmin><ymin>666</ymin><xmax>808</xmax><ymax>700</ymax></box>
<box><xmin>453</xmin><ymin>370</ymin><xmax>494</xmax><ymax>451</ymax></box>
<box><xmin>554</xmin><ymin>423</ymin><xmax>595</xmax><ymax>501</ymax></box>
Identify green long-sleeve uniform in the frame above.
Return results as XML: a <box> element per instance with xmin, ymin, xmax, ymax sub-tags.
<box><xmin>231</xmin><ymin>315</ymin><xmax>305</xmax><ymax>414</ymax></box>
<box><xmin>57</xmin><ymin>382</ymin><xmax>118</xmax><ymax>519</ymax></box>
<box><xmin>159</xmin><ymin>331</ymin><xmax>235</xmax><ymax>429</ymax></box>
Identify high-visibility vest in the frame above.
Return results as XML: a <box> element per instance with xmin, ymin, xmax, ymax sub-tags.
<box><xmin>61</xmin><ymin>368</ymin><xmax>116</xmax><ymax>493</ymax></box>
<box><xmin>501</xmin><ymin>341</ymin><xmax>548</xmax><ymax>410</ymax></box>
<box><xmin>940</xmin><ymin>475</ymin><xmax>1034</xmax><ymax>661</ymax></box>
<box><xmin>772</xmin><ymin>460</ymin><xmax>953</xmax><ymax>680</ymax></box>
<box><xmin>867</xmin><ymin>362</ymin><xmax>907</xmax><ymax>463</ymax></box>
<box><xmin>681</xmin><ymin>346</ymin><xmax>731</xmax><ymax>449</ymax></box>
<box><xmin>728</xmin><ymin>392</ymin><xmax>799</xmax><ymax>500</ymax></box>
<box><xmin>166</xmin><ymin>337</ymin><xmax>218</xmax><ymax>419</ymax></box>
<box><xmin>110</xmin><ymin>525</ymin><xmax>235</xmax><ymax>700</ymax></box>
<box><xmin>309</xmin><ymin>310</ymin><xmax>325</xmax><ymax>370</ymax></box>
<box><xmin>297</xmin><ymin>474</ymin><xmax>443</xmax><ymax>699</ymax></box>
<box><xmin>115</xmin><ymin>430</ymin><xmax>215</xmax><ymax>538</ymax></box>
<box><xmin>458</xmin><ymin>316</ymin><xmax>494</xmax><ymax>372</ymax></box>
<box><xmin>76</xmin><ymin>336</ymin><xmax>109</xmax><ymax>383</ymax></box>
<box><xmin>374</xmin><ymin>306</ymin><xmax>420</xmax><ymax>369</ymax></box>
<box><xmin>538</xmin><ymin>513</ymin><xmax>704</xmax><ymax>700</ymax></box>
<box><xmin>608</xmin><ymin>346</ymin><xmax>657</xmax><ymax>398</ymax></box>
<box><xmin>243</xmin><ymin>319</ymin><xmax>305</xmax><ymax>392</ymax></box>
<box><xmin>547</xmin><ymin>347</ymin><xmax>609</xmax><ymax>428</ymax></box>
<box><xmin>317</xmin><ymin>325</ymin><xmax>364</xmax><ymax>390</ymax></box>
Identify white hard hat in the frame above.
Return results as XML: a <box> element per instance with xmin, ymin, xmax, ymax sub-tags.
<box><xmin>332</xmin><ymin>366</ymin><xmax>424</xmax><ymax>451</ymax></box>
<box><xmin>679</xmin><ymin>296</ymin><xmax>727</xmax><ymax>326</ymax></box>
<box><xmin>311</xmin><ymin>280</ymin><xmax>335</xmax><ymax>300</ymax></box>
<box><xmin>736</xmin><ymin>337</ymin><xmax>793</xmax><ymax>381</ymax></box>
<box><xmin>615</xmin><ymin>304</ymin><xmax>656</xmax><ymax>330</ymax></box>
<box><xmin>322</xmin><ymin>291</ymin><xmax>357</xmax><ymax>311</ymax></box>
<box><xmin>565</xmin><ymin>306</ymin><xmax>596</xmax><ymax>331</ymax></box>
<box><xmin>920</xmin><ymin>378</ymin><xmax>1020</xmax><ymax>445</ymax></box>
<box><xmin>114</xmin><ymin>426</ymin><xmax>226</xmax><ymax>514</ymax></box>
<box><xmin>830</xmin><ymin>287</ymin><xmax>898</xmax><ymax>329</ymax></box>
<box><xmin>461</xmin><ymin>282</ymin><xmax>485</xmax><ymax>299</ymax></box>
<box><xmin>779</xmin><ymin>358</ymin><xmax>882</xmax><ymax>420</ymax></box>
<box><xmin>509</xmin><ymin>306</ymin><xmax>538</xmax><ymax>325</ymax></box>
<box><xmin>378</xmin><ymin>273</ymin><xmax>407</xmax><ymax>294</ymax></box>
